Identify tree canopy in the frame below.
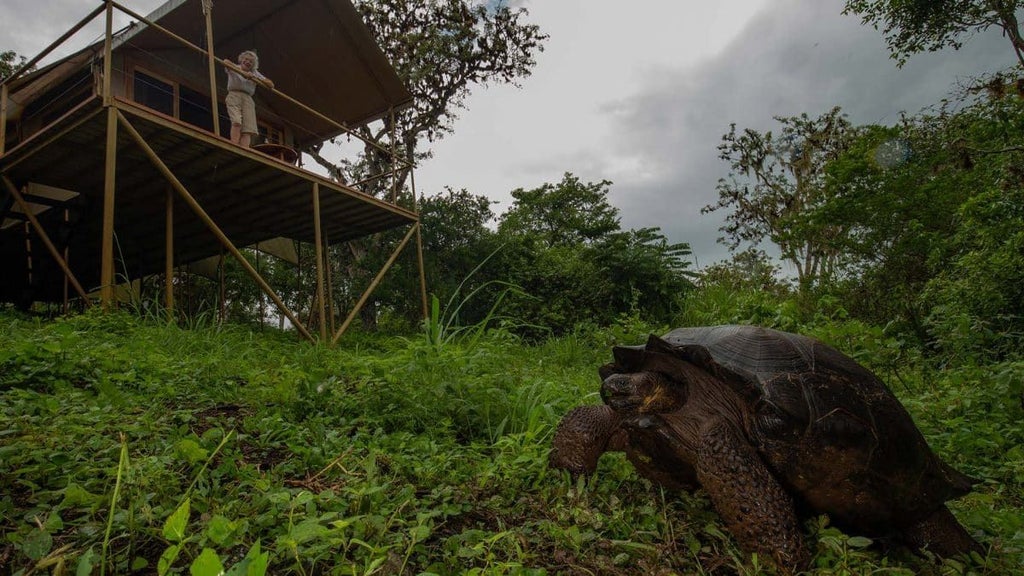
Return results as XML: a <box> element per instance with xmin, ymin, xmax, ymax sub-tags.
<box><xmin>703</xmin><ymin>107</ymin><xmax>855</xmax><ymax>290</ymax></box>
<box><xmin>842</xmin><ymin>0</ymin><xmax>1024</xmax><ymax>67</ymax></box>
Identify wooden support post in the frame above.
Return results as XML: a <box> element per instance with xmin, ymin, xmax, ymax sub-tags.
<box><xmin>63</xmin><ymin>208</ymin><xmax>70</xmax><ymax>313</ymax></box>
<box><xmin>165</xmin><ymin>186</ymin><xmax>174</xmax><ymax>322</ymax></box>
<box><xmin>116</xmin><ymin>110</ymin><xmax>315</xmax><ymax>342</ymax></box>
<box><xmin>220</xmin><ymin>251</ymin><xmax>227</xmax><ymax>323</ymax></box>
<box><xmin>312</xmin><ymin>182</ymin><xmax>327</xmax><ymax>342</ymax></box>
<box><xmin>203</xmin><ymin>2</ymin><xmax>220</xmax><ymax>137</ymax></box>
<box><xmin>415</xmin><ymin>222</ymin><xmax>428</xmax><ymax>320</ymax></box>
<box><xmin>257</xmin><ymin>249</ymin><xmax>264</xmax><ymax>330</ymax></box>
<box><xmin>1</xmin><ymin>83</ymin><xmax>8</xmax><ymax>156</ymax></box>
<box><xmin>100</xmin><ymin>106</ymin><xmax>117</xmax><ymax>308</ymax></box>
<box><xmin>410</xmin><ymin>166</ymin><xmax>428</xmax><ymax>319</ymax></box>
<box><xmin>390</xmin><ymin>108</ymin><xmax>397</xmax><ymax>204</ymax></box>
<box><xmin>332</xmin><ymin>225</ymin><xmax>417</xmax><ymax>344</ymax></box>
<box><xmin>325</xmin><ymin>233</ymin><xmax>335</xmax><ymax>335</ymax></box>
<box><xmin>2</xmin><ymin>176</ymin><xmax>91</xmax><ymax>305</ymax></box>
<box><xmin>103</xmin><ymin>0</ymin><xmax>113</xmax><ymax>105</ymax></box>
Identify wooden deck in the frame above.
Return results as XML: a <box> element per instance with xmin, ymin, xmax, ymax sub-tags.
<box><xmin>0</xmin><ymin>95</ymin><xmax>418</xmax><ymax>305</ymax></box>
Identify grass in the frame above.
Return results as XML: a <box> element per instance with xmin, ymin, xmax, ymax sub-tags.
<box><xmin>0</xmin><ymin>308</ymin><xmax>1021</xmax><ymax>575</ymax></box>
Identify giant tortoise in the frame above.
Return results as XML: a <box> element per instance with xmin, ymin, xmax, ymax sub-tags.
<box><xmin>549</xmin><ymin>325</ymin><xmax>981</xmax><ymax>571</ymax></box>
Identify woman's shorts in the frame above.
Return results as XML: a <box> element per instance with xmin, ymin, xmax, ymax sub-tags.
<box><xmin>225</xmin><ymin>91</ymin><xmax>257</xmax><ymax>135</ymax></box>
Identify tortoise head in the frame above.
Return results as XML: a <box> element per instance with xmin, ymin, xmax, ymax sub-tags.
<box><xmin>599</xmin><ymin>334</ymin><xmax>740</xmax><ymax>415</ymax></box>
<box><xmin>600</xmin><ymin>365</ymin><xmax>687</xmax><ymax>415</ymax></box>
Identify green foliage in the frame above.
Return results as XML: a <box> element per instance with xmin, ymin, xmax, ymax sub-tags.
<box><xmin>499</xmin><ymin>173</ymin><xmax>621</xmax><ymax>247</ymax></box>
<box><xmin>813</xmin><ymin>75</ymin><xmax>1024</xmax><ymax>361</ymax></box>
<box><xmin>494</xmin><ymin>173</ymin><xmax>695</xmax><ymax>336</ymax></box>
<box><xmin>706</xmin><ymin>107</ymin><xmax>856</xmax><ymax>291</ymax></box>
<box><xmin>1</xmin><ymin>50</ymin><xmax>29</xmax><ymax>81</ymax></box>
<box><xmin>1</xmin><ymin>308</ymin><xmax>1021</xmax><ymax>575</ymax></box>
<box><xmin>297</xmin><ymin>0</ymin><xmax>548</xmax><ymax>331</ymax></box>
<box><xmin>842</xmin><ymin>0</ymin><xmax>1024</xmax><ymax>68</ymax></box>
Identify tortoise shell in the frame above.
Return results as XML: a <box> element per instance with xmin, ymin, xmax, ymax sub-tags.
<box><xmin>606</xmin><ymin>325</ymin><xmax>974</xmax><ymax>533</ymax></box>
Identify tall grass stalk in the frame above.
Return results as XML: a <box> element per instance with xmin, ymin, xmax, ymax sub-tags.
<box><xmin>182</xmin><ymin>429</ymin><xmax>234</xmax><ymax>501</ymax></box>
<box><xmin>101</xmin><ymin>435</ymin><xmax>129</xmax><ymax>576</ymax></box>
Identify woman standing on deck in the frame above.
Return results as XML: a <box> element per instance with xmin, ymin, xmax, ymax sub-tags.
<box><xmin>223</xmin><ymin>50</ymin><xmax>273</xmax><ymax>148</ymax></box>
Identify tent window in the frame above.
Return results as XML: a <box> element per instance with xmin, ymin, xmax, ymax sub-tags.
<box><xmin>133</xmin><ymin>70</ymin><xmax>174</xmax><ymax>117</ymax></box>
<box><xmin>258</xmin><ymin>124</ymin><xmax>283</xmax><ymax>145</ymax></box>
<box><xmin>130</xmin><ymin>66</ymin><xmax>282</xmax><ymax>143</ymax></box>
<box><xmin>179</xmin><ymin>84</ymin><xmax>212</xmax><ymax>130</ymax></box>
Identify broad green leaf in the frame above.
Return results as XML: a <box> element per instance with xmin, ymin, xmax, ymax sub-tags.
<box><xmin>225</xmin><ymin>542</ymin><xmax>268</xmax><ymax>576</ymax></box>
<box><xmin>175</xmin><ymin>438</ymin><xmax>209</xmax><ymax>465</ymax></box>
<box><xmin>190</xmin><ymin>548</ymin><xmax>225</xmax><ymax>576</ymax></box>
<box><xmin>846</xmin><ymin>536</ymin><xmax>873</xmax><ymax>548</ymax></box>
<box><xmin>286</xmin><ymin>519</ymin><xmax>329</xmax><ymax>544</ymax></box>
<box><xmin>21</xmin><ymin>528</ymin><xmax>52</xmax><ymax>561</ymax></box>
<box><xmin>410</xmin><ymin>524</ymin><xmax>431</xmax><ymax>541</ymax></box>
<box><xmin>43</xmin><ymin>512</ymin><xmax>63</xmax><ymax>532</ymax></box>
<box><xmin>245</xmin><ymin>549</ymin><xmax>269</xmax><ymax>576</ymax></box>
<box><xmin>60</xmin><ymin>483</ymin><xmax>101</xmax><ymax>509</ymax></box>
<box><xmin>76</xmin><ymin>547</ymin><xmax>98</xmax><ymax>576</ymax></box>
<box><xmin>205</xmin><ymin>515</ymin><xmax>236</xmax><ymax>546</ymax></box>
<box><xmin>163</xmin><ymin>498</ymin><xmax>191</xmax><ymax>543</ymax></box>
<box><xmin>157</xmin><ymin>545</ymin><xmax>180</xmax><ymax>576</ymax></box>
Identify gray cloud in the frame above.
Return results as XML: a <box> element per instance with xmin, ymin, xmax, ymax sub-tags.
<box><xmin>605</xmin><ymin>0</ymin><xmax>1014</xmax><ymax>268</ymax></box>
<box><xmin>5</xmin><ymin>0</ymin><xmax>165</xmax><ymax>62</ymax></box>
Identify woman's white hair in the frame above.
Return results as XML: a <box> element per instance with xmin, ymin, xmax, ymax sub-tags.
<box><xmin>239</xmin><ymin>50</ymin><xmax>259</xmax><ymax>68</ymax></box>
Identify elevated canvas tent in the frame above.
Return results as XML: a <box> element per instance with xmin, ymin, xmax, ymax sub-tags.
<box><xmin>0</xmin><ymin>0</ymin><xmax>426</xmax><ymax>343</ymax></box>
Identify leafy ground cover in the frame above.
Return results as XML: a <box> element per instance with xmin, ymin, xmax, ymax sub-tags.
<box><xmin>1</xmin><ymin>310</ymin><xmax>1021</xmax><ymax>575</ymax></box>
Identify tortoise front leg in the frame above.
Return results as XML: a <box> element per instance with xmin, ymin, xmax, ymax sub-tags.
<box><xmin>697</xmin><ymin>419</ymin><xmax>809</xmax><ymax>574</ymax></box>
<box><xmin>900</xmin><ymin>505</ymin><xmax>983</xmax><ymax>559</ymax></box>
<box><xmin>549</xmin><ymin>405</ymin><xmax>626</xmax><ymax>476</ymax></box>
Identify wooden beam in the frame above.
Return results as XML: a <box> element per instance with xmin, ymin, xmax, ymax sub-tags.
<box><xmin>332</xmin><ymin>225</ymin><xmax>417</xmax><ymax>344</ymax></box>
<box><xmin>313</xmin><ymin>182</ymin><xmax>327</xmax><ymax>342</ymax></box>
<box><xmin>1</xmin><ymin>82</ymin><xmax>8</xmax><ymax>156</ymax></box>
<box><xmin>410</xmin><ymin>167</ymin><xmax>428</xmax><ymax>319</ymax></box>
<box><xmin>165</xmin><ymin>186</ymin><xmax>174</xmax><ymax>322</ymax></box>
<box><xmin>1</xmin><ymin>176</ymin><xmax>91</xmax><ymax>305</ymax></box>
<box><xmin>116</xmin><ymin>109</ymin><xmax>315</xmax><ymax>342</ymax></box>
<box><xmin>63</xmin><ymin>208</ymin><xmax>70</xmax><ymax>313</ymax></box>
<box><xmin>203</xmin><ymin>4</ymin><xmax>221</xmax><ymax>137</ymax></box>
<box><xmin>415</xmin><ymin>222</ymin><xmax>428</xmax><ymax>321</ymax></box>
<box><xmin>325</xmin><ymin>233</ymin><xmax>335</xmax><ymax>335</ymax></box>
<box><xmin>103</xmin><ymin>1</ymin><xmax>113</xmax><ymax>105</ymax></box>
<box><xmin>100</xmin><ymin>106</ymin><xmax>117</xmax><ymax>308</ymax></box>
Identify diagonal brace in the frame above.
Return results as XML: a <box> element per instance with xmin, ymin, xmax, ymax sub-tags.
<box><xmin>1</xmin><ymin>175</ymin><xmax>92</xmax><ymax>306</ymax></box>
<box><xmin>332</xmin><ymin>224</ymin><xmax>417</xmax><ymax>344</ymax></box>
<box><xmin>115</xmin><ymin>109</ymin><xmax>314</xmax><ymax>342</ymax></box>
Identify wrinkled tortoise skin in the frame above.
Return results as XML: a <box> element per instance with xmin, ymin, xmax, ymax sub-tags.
<box><xmin>550</xmin><ymin>325</ymin><xmax>981</xmax><ymax>572</ymax></box>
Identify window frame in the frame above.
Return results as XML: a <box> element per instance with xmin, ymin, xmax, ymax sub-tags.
<box><xmin>128</xmin><ymin>63</ymin><xmax>285</xmax><ymax>145</ymax></box>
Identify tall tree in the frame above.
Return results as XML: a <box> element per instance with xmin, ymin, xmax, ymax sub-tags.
<box><xmin>1</xmin><ymin>50</ymin><xmax>28</xmax><ymax>81</ymax></box>
<box><xmin>301</xmin><ymin>0</ymin><xmax>547</xmax><ymax>329</ymax></box>
<box><xmin>842</xmin><ymin>0</ymin><xmax>1024</xmax><ymax>68</ymax></box>
<box><xmin>385</xmin><ymin>187</ymin><xmax>499</xmax><ymax>325</ymax></box>
<box><xmin>704</xmin><ymin>107</ymin><xmax>856</xmax><ymax>290</ymax></box>
<box><xmin>498</xmin><ymin>173</ymin><xmax>620</xmax><ymax>247</ymax></box>
<box><xmin>816</xmin><ymin>76</ymin><xmax>1024</xmax><ymax>357</ymax></box>
<box><xmin>306</xmin><ymin>0</ymin><xmax>547</xmax><ymax>190</ymax></box>
<box><xmin>494</xmin><ymin>173</ymin><xmax>694</xmax><ymax>335</ymax></box>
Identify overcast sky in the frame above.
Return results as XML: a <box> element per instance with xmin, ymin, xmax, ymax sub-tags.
<box><xmin>4</xmin><ymin>0</ymin><xmax>1016</xmax><ymax>268</ymax></box>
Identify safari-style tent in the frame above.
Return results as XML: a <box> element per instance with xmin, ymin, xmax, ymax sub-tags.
<box><xmin>0</xmin><ymin>0</ymin><xmax>426</xmax><ymax>343</ymax></box>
